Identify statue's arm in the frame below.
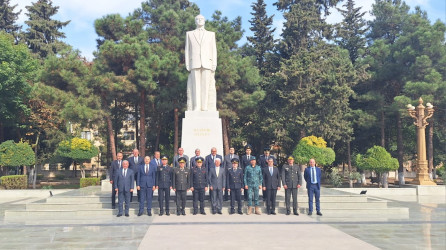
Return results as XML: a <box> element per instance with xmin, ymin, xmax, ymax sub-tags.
<box><xmin>185</xmin><ymin>33</ymin><xmax>190</xmax><ymax>71</ymax></box>
<box><xmin>212</xmin><ymin>32</ymin><xmax>217</xmax><ymax>71</ymax></box>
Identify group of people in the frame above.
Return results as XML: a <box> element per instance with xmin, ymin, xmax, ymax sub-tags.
<box><xmin>110</xmin><ymin>145</ymin><xmax>323</xmax><ymax>217</ymax></box>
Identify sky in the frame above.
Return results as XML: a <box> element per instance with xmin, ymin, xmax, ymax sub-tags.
<box><xmin>10</xmin><ymin>0</ymin><xmax>446</xmax><ymax>61</ymax></box>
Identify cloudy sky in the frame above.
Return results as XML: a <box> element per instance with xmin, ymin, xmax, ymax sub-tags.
<box><xmin>10</xmin><ymin>0</ymin><xmax>446</xmax><ymax>60</ymax></box>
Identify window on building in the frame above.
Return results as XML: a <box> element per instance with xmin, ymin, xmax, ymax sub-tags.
<box><xmin>81</xmin><ymin>131</ymin><xmax>92</xmax><ymax>140</ymax></box>
<box><xmin>123</xmin><ymin>131</ymin><xmax>135</xmax><ymax>140</ymax></box>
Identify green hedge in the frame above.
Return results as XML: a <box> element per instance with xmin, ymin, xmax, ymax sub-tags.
<box><xmin>80</xmin><ymin>177</ymin><xmax>100</xmax><ymax>188</ymax></box>
<box><xmin>0</xmin><ymin>175</ymin><xmax>28</xmax><ymax>189</ymax></box>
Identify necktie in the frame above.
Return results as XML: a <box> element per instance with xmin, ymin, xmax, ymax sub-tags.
<box><xmin>118</xmin><ymin>161</ymin><xmax>121</xmax><ymax>168</ymax></box>
<box><xmin>212</xmin><ymin>156</ymin><xmax>215</xmax><ymax>162</ymax></box>
<box><xmin>269</xmin><ymin>167</ymin><xmax>273</xmax><ymax>176</ymax></box>
<box><xmin>145</xmin><ymin>164</ymin><xmax>148</xmax><ymax>174</ymax></box>
<box><xmin>311</xmin><ymin>167</ymin><xmax>316</xmax><ymax>184</ymax></box>
<box><xmin>134</xmin><ymin>157</ymin><xmax>137</xmax><ymax>164</ymax></box>
<box><xmin>157</xmin><ymin>159</ymin><xmax>160</xmax><ymax>166</ymax></box>
<box><xmin>216</xmin><ymin>167</ymin><xmax>219</xmax><ymax>177</ymax></box>
<box><xmin>230</xmin><ymin>154</ymin><xmax>233</xmax><ymax>159</ymax></box>
<box><xmin>247</xmin><ymin>155</ymin><xmax>250</xmax><ymax>160</ymax></box>
<box><xmin>123</xmin><ymin>169</ymin><xmax>126</xmax><ymax>177</ymax></box>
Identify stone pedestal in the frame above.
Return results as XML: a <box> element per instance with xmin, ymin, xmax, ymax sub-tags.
<box><xmin>181</xmin><ymin>111</ymin><xmax>223</xmax><ymax>158</ymax></box>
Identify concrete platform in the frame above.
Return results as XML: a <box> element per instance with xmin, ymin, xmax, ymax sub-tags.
<box><xmin>0</xmin><ymin>186</ymin><xmax>444</xmax><ymax>249</ymax></box>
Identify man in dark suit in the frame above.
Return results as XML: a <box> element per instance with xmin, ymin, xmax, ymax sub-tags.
<box><xmin>304</xmin><ymin>158</ymin><xmax>322</xmax><ymax>216</ymax></box>
<box><xmin>208</xmin><ymin>158</ymin><xmax>226</xmax><ymax>214</ymax></box>
<box><xmin>114</xmin><ymin>160</ymin><xmax>134</xmax><ymax>217</ymax></box>
<box><xmin>128</xmin><ymin>148</ymin><xmax>144</xmax><ymax>202</ymax></box>
<box><xmin>190</xmin><ymin>157</ymin><xmax>208</xmax><ymax>215</ymax></box>
<box><xmin>150</xmin><ymin>151</ymin><xmax>162</xmax><ymax>168</ymax></box>
<box><xmin>281</xmin><ymin>155</ymin><xmax>302</xmax><ymax>215</ymax></box>
<box><xmin>258</xmin><ymin>147</ymin><xmax>277</xmax><ymax>169</ymax></box>
<box><xmin>240</xmin><ymin>144</ymin><xmax>253</xmax><ymax>201</ymax></box>
<box><xmin>223</xmin><ymin>147</ymin><xmax>239</xmax><ymax>201</ymax></box>
<box><xmin>156</xmin><ymin>155</ymin><xmax>173</xmax><ymax>216</ymax></box>
<box><xmin>137</xmin><ymin>156</ymin><xmax>156</xmax><ymax>216</ymax></box>
<box><xmin>173</xmin><ymin>147</ymin><xmax>190</xmax><ymax>169</ymax></box>
<box><xmin>173</xmin><ymin>157</ymin><xmax>191</xmax><ymax>216</ymax></box>
<box><xmin>226</xmin><ymin>158</ymin><xmax>244</xmax><ymax>215</ymax></box>
<box><xmin>205</xmin><ymin>147</ymin><xmax>223</xmax><ymax>172</ymax></box>
<box><xmin>190</xmin><ymin>148</ymin><xmax>201</xmax><ymax>169</ymax></box>
<box><xmin>258</xmin><ymin>147</ymin><xmax>277</xmax><ymax>202</ymax></box>
<box><xmin>262</xmin><ymin>158</ymin><xmax>281</xmax><ymax>215</ymax></box>
<box><xmin>109</xmin><ymin>152</ymin><xmax>123</xmax><ymax>209</ymax></box>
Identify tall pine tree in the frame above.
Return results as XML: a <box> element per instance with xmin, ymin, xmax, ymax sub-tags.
<box><xmin>247</xmin><ymin>0</ymin><xmax>275</xmax><ymax>76</ymax></box>
<box><xmin>24</xmin><ymin>0</ymin><xmax>70</xmax><ymax>58</ymax></box>
<box><xmin>335</xmin><ymin>0</ymin><xmax>368</xmax><ymax>64</ymax></box>
<box><xmin>0</xmin><ymin>0</ymin><xmax>22</xmax><ymax>41</ymax></box>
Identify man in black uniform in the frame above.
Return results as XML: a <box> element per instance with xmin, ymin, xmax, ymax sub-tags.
<box><xmin>190</xmin><ymin>157</ymin><xmax>208</xmax><ymax>215</ymax></box>
<box><xmin>156</xmin><ymin>155</ymin><xmax>173</xmax><ymax>216</ymax></box>
<box><xmin>226</xmin><ymin>158</ymin><xmax>244</xmax><ymax>215</ymax></box>
<box><xmin>173</xmin><ymin>157</ymin><xmax>191</xmax><ymax>216</ymax></box>
<box><xmin>281</xmin><ymin>155</ymin><xmax>302</xmax><ymax>215</ymax></box>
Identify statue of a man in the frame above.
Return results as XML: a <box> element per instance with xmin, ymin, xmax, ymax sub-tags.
<box><xmin>185</xmin><ymin>14</ymin><xmax>217</xmax><ymax>111</ymax></box>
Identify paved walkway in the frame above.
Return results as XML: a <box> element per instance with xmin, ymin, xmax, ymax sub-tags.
<box><xmin>139</xmin><ymin>214</ymin><xmax>378</xmax><ymax>250</ymax></box>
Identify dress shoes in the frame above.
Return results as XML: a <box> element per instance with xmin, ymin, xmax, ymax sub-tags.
<box><xmin>166</xmin><ymin>211</ymin><xmax>170</xmax><ymax>216</ymax></box>
<box><xmin>200</xmin><ymin>211</ymin><xmax>206</xmax><ymax>215</ymax></box>
<box><xmin>270</xmin><ymin>211</ymin><xmax>276</xmax><ymax>215</ymax></box>
<box><xmin>193</xmin><ymin>211</ymin><xmax>197</xmax><ymax>215</ymax></box>
<box><xmin>308</xmin><ymin>212</ymin><xmax>312</xmax><ymax>215</ymax></box>
<box><xmin>159</xmin><ymin>211</ymin><xmax>164</xmax><ymax>216</ymax></box>
<box><xmin>212</xmin><ymin>210</ymin><xmax>216</xmax><ymax>215</ymax></box>
<box><xmin>125</xmin><ymin>213</ymin><xmax>129</xmax><ymax>217</ymax></box>
<box><xmin>217</xmin><ymin>210</ymin><xmax>222</xmax><ymax>215</ymax></box>
<box><xmin>138</xmin><ymin>212</ymin><xmax>143</xmax><ymax>216</ymax></box>
<box><xmin>294</xmin><ymin>211</ymin><xmax>299</xmax><ymax>216</ymax></box>
<box><xmin>112</xmin><ymin>205</ymin><xmax>116</xmax><ymax>209</ymax></box>
<box><xmin>116</xmin><ymin>214</ymin><xmax>122</xmax><ymax>217</ymax></box>
<box><xmin>148</xmin><ymin>211</ymin><xmax>152</xmax><ymax>216</ymax></box>
<box><xmin>286</xmin><ymin>210</ymin><xmax>291</xmax><ymax>215</ymax></box>
<box><xmin>177</xmin><ymin>210</ymin><xmax>181</xmax><ymax>216</ymax></box>
<box><xmin>238</xmin><ymin>211</ymin><xmax>243</xmax><ymax>215</ymax></box>
<box><xmin>182</xmin><ymin>210</ymin><xmax>186</xmax><ymax>216</ymax></box>
<box><xmin>317</xmin><ymin>211</ymin><xmax>323</xmax><ymax>216</ymax></box>
<box><xmin>230</xmin><ymin>209</ymin><xmax>235</xmax><ymax>215</ymax></box>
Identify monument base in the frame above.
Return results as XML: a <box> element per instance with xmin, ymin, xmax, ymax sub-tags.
<box><xmin>181</xmin><ymin>111</ymin><xmax>224</xmax><ymax>158</ymax></box>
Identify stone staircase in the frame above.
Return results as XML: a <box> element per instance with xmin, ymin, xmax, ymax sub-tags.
<box><xmin>3</xmin><ymin>186</ymin><xmax>409</xmax><ymax>223</ymax></box>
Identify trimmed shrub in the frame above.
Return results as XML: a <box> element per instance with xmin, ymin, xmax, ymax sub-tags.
<box><xmin>80</xmin><ymin>177</ymin><xmax>100</xmax><ymax>188</ymax></box>
<box><xmin>0</xmin><ymin>175</ymin><xmax>28</xmax><ymax>189</ymax></box>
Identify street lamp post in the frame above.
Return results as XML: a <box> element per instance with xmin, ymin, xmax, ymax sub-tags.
<box><xmin>407</xmin><ymin>98</ymin><xmax>436</xmax><ymax>185</ymax></box>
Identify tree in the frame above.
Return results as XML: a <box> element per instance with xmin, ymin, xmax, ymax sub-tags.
<box><xmin>355</xmin><ymin>145</ymin><xmax>398</xmax><ymax>188</ymax></box>
<box><xmin>247</xmin><ymin>0</ymin><xmax>276</xmax><ymax>75</ymax></box>
<box><xmin>334</xmin><ymin>0</ymin><xmax>369</xmax><ymax>172</ymax></box>
<box><xmin>56</xmin><ymin>137</ymin><xmax>98</xmax><ymax>177</ymax></box>
<box><xmin>292</xmin><ymin>136</ymin><xmax>335</xmax><ymax>166</ymax></box>
<box><xmin>0</xmin><ymin>140</ymin><xmax>35</xmax><ymax>176</ymax></box>
<box><xmin>274</xmin><ymin>0</ymin><xmax>340</xmax><ymax>58</ymax></box>
<box><xmin>393</xmin><ymin>10</ymin><xmax>446</xmax><ymax>177</ymax></box>
<box><xmin>335</xmin><ymin>0</ymin><xmax>368</xmax><ymax>64</ymax></box>
<box><xmin>0</xmin><ymin>32</ymin><xmax>39</xmax><ymax>142</ymax></box>
<box><xmin>0</xmin><ymin>0</ymin><xmax>22</xmax><ymax>41</ymax></box>
<box><xmin>24</xmin><ymin>0</ymin><xmax>70</xmax><ymax>58</ymax></box>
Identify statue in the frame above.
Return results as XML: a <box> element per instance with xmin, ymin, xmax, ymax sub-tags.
<box><xmin>185</xmin><ymin>14</ymin><xmax>217</xmax><ymax>111</ymax></box>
